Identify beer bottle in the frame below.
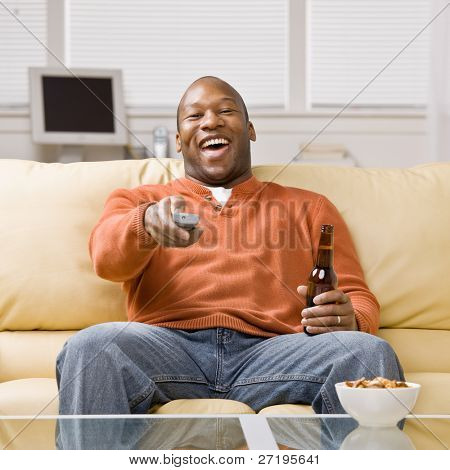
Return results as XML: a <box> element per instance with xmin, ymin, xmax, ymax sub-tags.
<box><xmin>304</xmin><ymin>224</ymin><xmax>338</xmax><ymax>336</ymax></box>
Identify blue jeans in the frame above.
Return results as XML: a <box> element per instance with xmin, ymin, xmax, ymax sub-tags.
<box><xmin>56</xmin><ymin>323</ymin><xmax>405</xmax><ymax>415</ymax></box>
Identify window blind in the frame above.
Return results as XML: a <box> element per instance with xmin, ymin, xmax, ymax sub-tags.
<box><xmin>310</xmin><ymin>0</ymin><xmax>430</xmax><ymax>108</ymax></box>
<box><xmin>0</xmin><ymin>0</ymin><xmax>47</xmax><ymax>106</ymax></box>
<box><xmin>69</xmin><ymin>0</ymin><xmax>287</xmax><ymax>109</ymax></box>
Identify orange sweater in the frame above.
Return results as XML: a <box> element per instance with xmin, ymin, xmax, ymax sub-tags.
<box><xmin>89</xmin><ymin>174</ymin><xmax>379</xmax><ymax>337</ymax></box>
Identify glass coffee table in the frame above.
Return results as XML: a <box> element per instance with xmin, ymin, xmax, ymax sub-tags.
<box><xmin>1</xmin><ymin>414</ymin><xmax>449</xmax><ymax>450</ymax></box>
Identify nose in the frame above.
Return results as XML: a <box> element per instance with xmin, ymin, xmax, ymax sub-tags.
<box><xmin>200</xmin><ymin>110</ymin><xmax>224</xmax><ymax>130</ymax></box>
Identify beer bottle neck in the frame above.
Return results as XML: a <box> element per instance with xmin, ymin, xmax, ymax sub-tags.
<box><xmin>316</xmin><ymin>232</ymin><xmax>334</xmax><ymax>268</ymax></box>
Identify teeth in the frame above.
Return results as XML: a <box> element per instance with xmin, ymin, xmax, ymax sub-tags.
<box><xmin>201</xmin><ymin>138</ymin><xmax>229</xmax><ymax>149</ymax></box>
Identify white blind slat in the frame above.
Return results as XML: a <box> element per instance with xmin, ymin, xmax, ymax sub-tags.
<box><xmin>310</xmin><ymin>0</ymin><xmax>430</xmax><ymax>108</ymax></box>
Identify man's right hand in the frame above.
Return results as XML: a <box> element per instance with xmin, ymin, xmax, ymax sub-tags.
<box><xmin>144</xmin><ymin>195</ymin><xmax>203</xmax><ymax>248</ymax></box>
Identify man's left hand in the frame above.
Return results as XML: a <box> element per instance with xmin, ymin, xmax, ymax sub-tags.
<box><xmin>297</xmin><ymin>285</ymin><xmax>358</xmax><ymax>334</ymax></box>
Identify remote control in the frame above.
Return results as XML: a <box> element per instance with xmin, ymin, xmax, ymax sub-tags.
<box><xmin>173</xmin><ymin>212</ymin><xmax>199</xmax><ymax>230</ymax></box>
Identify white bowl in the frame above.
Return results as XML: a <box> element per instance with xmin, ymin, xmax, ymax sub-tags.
<box><xmin>335</xmin><ymin>381</ymin><xmax>421</xmax><ymax>427</ymax></box>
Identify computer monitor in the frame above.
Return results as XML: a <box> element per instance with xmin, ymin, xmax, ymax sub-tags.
<box><xmin>29</xmin><ymin>67</ymin><xmax>127</xmax><ymax>153</ymax></box>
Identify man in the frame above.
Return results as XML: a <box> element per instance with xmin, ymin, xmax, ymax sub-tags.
<box><xmin>56</xmin><ymin>76</ymin><xmax>404</xmax><ymax>417</ymax></box>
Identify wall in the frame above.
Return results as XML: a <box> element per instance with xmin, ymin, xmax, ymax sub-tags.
<box><xmin>0</xmin><ymin>109</ymin><xmax>429</xmax><ymax>168</ymax></box>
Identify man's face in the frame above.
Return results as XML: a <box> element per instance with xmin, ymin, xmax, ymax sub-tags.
<box><xmin>176</xmin><ymin>79</ymin><xmax>256</xmax><ymax>185</ymax></box>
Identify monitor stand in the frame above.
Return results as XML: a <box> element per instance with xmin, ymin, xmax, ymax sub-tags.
<box><xmin>58</xmin><ymin>145</ymin><xmax>85</xmax><ymax>163</ymax></box>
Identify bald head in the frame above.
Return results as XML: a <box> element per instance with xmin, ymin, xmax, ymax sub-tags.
<box><xmin>176</xmin><ymin>76</ymin><xmax>249</xmax><ymax>132</ymax></box>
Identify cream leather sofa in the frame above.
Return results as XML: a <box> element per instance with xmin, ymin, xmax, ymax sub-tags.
<box><xmin>1</xmin><ymin>158</ymin><xmax>449</xmax><ymax>424</ymax></box>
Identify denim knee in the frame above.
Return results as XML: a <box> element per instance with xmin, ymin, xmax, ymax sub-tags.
<box><xmin>330</xmin><ymin>331</ymin><xmax>403</xmax><ymax>378</ymax></box>
<box><xmin>331</xmin><ymin>331</ymin><xmax>394</xmax><ymax>355</ymax></box>
<box><xmin>64</xmin><ymin>322</ymin><xmax>127</xmax><ymax>354</ymax></box>
<box><xmin>348</xmin><ymin>331</ymin><xmax>397</xmax><ymax>360</ymax></box>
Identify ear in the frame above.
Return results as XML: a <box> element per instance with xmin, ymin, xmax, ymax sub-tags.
<box><xmin>248</xmin><ymin>121</ymin><xmax>256</xmax><ymax>142</ymax></box>
<box><xmin>175</xmin><ymin>132</ymin><xmax>182</xmax><ymax>153</ymax></box>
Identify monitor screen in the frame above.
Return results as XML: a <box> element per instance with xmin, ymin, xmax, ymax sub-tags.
<box><xmin>30</xmin><ymin>67</ymin><xmax>127</xmax><ymax>145</ymax></box>
<box><xmin>42</xmin><ymin>76</ymin><xmax>115</xmax><ymax>133</ymax></box>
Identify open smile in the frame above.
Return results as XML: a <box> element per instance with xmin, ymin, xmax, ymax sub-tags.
<box><xmin>200</xmin><ymin>142</ymin><xmax>230</xmax><ymax>159</ymax></box>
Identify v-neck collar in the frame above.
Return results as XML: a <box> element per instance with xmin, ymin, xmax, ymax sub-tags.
<box><xmin>173</xmin><ymin>174</ymin><xmax>264</xmax><ymax>197</ymax></box>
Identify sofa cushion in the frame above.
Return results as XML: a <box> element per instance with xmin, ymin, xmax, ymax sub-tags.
<box><xmin>0</xmin><ymin>331</ymin><xmax>75</xmax><ymax>382</ymax></box>
<box><xmin>404</xmin><ymin>418</ymin><xmax>450</xmax><ymax>450</ymax></box>
<box><xmin>0</xmin><ymin>418</ymin><xmax>57</xmax><ymax>450</ymax></box>
<box><xmin>377</xmin><ymin>329</ymin><xmax>450</xmax><ymax>373</ymax></box>
<box><xmin>404</xmin><ymin>372</ymin><xmax>450</xmax><ymax>414</ymax></box>
<box><xmin>0</xmin><ymin>378</ymin><xmax>59</xmax><ymax>415</ymax></box>
<box><xmin>149</xmin><ymin>399</ymin><xmax>255</xmax><ymax>414</ymax></box>
<box><xmin>258</xmin><ymin>404</ymin><xmax>314</xmax><ymax>415</ymax></box>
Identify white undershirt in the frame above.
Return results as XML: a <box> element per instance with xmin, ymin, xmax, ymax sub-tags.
<box><xmin>201</xmin><ymin>185</ymin><xmax>233</xmax><ymax>206</ymax></box>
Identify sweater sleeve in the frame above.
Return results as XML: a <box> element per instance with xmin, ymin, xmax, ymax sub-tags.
<box><xmin>311</xmin><ymin>196</ymin><xmax>380</xmax><ymax>335</ymax></box>
<box><xmin>89</xmin><ymin>188</ymin><xmax>159</xmax><ymax>282</ymax></box>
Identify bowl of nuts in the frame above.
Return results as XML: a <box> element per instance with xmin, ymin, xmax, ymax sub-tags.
<box><xmin>335</xmin><ymin>377</ymin><xmax>421</xmax><ymax>427</ymax></box>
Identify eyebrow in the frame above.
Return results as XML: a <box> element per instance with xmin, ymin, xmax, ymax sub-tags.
<box><xmin>184</xmin><ymin>97</ymin><xmax>237</xmax><ymax>109</ymax></box>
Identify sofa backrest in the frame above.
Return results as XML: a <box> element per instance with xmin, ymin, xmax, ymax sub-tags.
<box><xmin>0</xmin><ymin>158</ymin><xmax>449</xmax><ymax>333</ymax></box>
